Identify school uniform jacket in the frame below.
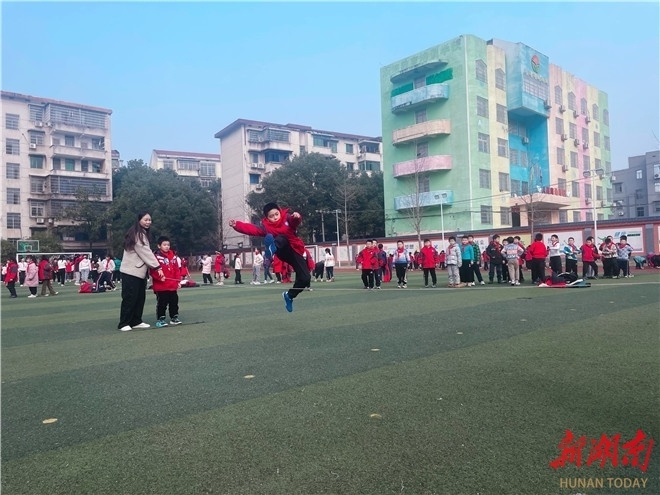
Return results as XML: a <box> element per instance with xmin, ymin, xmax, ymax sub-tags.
<box><xmin>232</xmin><ymin>208</ymin><xmax>305</xmax><ymax>256</ymax></box>
<box><xmin>150</xmin><ymin>249</ymin><xmax>181</xmax><ymax>292</ymax></box>
<box><xmin>419</xmin><ymin>246</ymin><xmax>439</xmax><ymax>269</ymax></box>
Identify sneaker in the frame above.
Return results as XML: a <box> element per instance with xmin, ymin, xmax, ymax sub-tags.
<box><xmin>480</xmin><ymin>281</ymin><xmax>485</xmax><ymax>285</ymax></box>
<box><xmin>155</xmin><ymin>318</ymin><xmax>168</xmax><ymax>328</ymax></box>
<box><xmin>425</xmin><ymin>285</ymin><xmax>429</xmax><ymax>288</ymax></box>
<box><xmin>432</xmin><ymin>285</ymin><xmax>436</xmax><ymax>288</ymax></box>
<box><xmin>397</xmin><ymin>284</ymin><xmax>401</xmax><ymax>288</ymax></box>
<box><xmin>28</xmin><ymin>294</ymin><xmax>37</xmax><ymax>298</ymax></box>
<box><xmin>216</xmin><ymin>282</ymin><xmax>224</xmax><ymax>286</ymax></box>
<box><xmin>44</xmin><ymin>293</ymin><xmax>49</xmax><ymax>297</ymax></box>
<box><xmin>119</xmin><ymin>325</ymin><xmax>132</xmax><ymax>332</ymax></box>
<box><xmin>132</xmin><ymin>322</ymin><xmax>151</xmax><ymax>329</ymax></box>
<box><xmin>170</xmin><ymin>316</ymin><xmax>182</xmax><ymax>326</ymax></box>
<box><xmin>376</xmin><ymin>286</ymin><xmax>381</xmax><ymax>289</ymax></box>
<box><xmin>402</xmin><ymin>284</ymin><xmax>407</xmax><ymax>289</ymax></box>
<box><xmin>282</xmin><ymin>291</ymin><xmax>293</xmax><ymax>312</ymax></box>
<box><xmin>264</xmin><ymin>234</ymin><xmax>277</xmax><ymax>259</ymax></box>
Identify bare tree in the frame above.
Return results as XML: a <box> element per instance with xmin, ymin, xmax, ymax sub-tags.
<box><xmin>397</xmin><ymin>155</ymin><xmax>430</xmax><ymax>248</ymax></box>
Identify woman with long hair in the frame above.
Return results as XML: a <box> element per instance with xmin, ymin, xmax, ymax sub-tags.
<box><xmin>118</xmin><ymin>212</ymin><xmax>163</xmax><ymax>331</ymax></box>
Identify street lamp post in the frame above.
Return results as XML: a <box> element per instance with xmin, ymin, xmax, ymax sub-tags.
<box><xmin>332</xmin><ymin>209</ymin><xmax>341</xmax><ymax>267</ymax></box>
<box><xmin>315</xmin><ymin>210</ymin><xmax>326</xmax><ymax>242</ymax></box>
<box><xmin>439</xmin><ymin>192</ymin><xmax>447</xmax><ymax>249</ymax></box>
<box><xmin>583</xmin><ymin>167</ymin><xmax>605</xmax><ymax>242</ymax></box>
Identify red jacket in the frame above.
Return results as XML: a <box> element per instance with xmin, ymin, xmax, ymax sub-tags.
<box><xmin>356</xmin><ymin>247</ymin><xmax>378</xmax><ymax>270</ymax></box>
<box><xmin>232</xmin><ymin>208</ymin><xmax>305</xmax><ymax>256</ymax></box>
<box><xmin>214</xmin><ymin>254</ymin><xmax>224</xmax><ymax>272</ymax></box>
<box><xmin>419</xmin><ymin>245</ymin><xmax>439</xmax><ymax>268</ymax></box>
<box><xmin>38</xmin><ymin>259</ymin><xmax>54</xmax><ymax>280</ymax></box>
<box><xmin>304</xmin><ymin>249</ymin><xmax>315</xmax><ymax>271</ymax></box>
<box><xmin>150</xmin><ymin>249</ymin><xmax>181</xmax><ymax>292</ymax></box>
<box><xmin>5</xmin><ymin>260</ymin><xmax>18</xmax><ymax>284</ymax></box>
<box><xmin>580</xmin><ymin>244</ymin><xmax>599</xmax><ymax>262</ymax></box>
<box><xmin>527</xmin><ymin>240</ymin><xmax>548</xmax><ymax>259</ymax></box>
<box><xmin>272</xmin><ymin>255</ymin><xmax>284</xmax><ymax>273</ymax></box>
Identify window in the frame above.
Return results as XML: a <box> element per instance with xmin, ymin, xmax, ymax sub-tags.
<box><xmin>6</xmin><ymin>163</ymin><xmax>20</xmax><ymax>179</ymax></box>
<box><xmin>345</xmin><ymin>143</ymin><xmax>354</xmax><ymax>154</ymax></box>
<box><xmin>65</xmin><ymin>158</ymin><xmax>75</xmax><ymax>171</ymax></box>
<box><xmin>477</xmin><ymin>96</ymin><xmax>489</xmax><ymax>118</ymax></box>
<box><xmin>6</xmin><ymin>138</ymin><xmax>20</xmax><ymax>155</ymax></box>
<box><xmin>559</xmin><ymin>210</ymin><xmax>568</xmax><ymax>223</ymax></box>
<box><xmin>5</xmin><ymin>113</ymin><xmax>19</xmax><ymax>129</ymax></box>
<box><xmin>417</xmin><ymin>175</ymin><xmax>430</xmax><ymax>193</ymax></box>
<box><xmin>358</xmin><ymin>161</ymin><xmax>380</xmax><ymax>171</ymax></box>
<box><xmin>555</xmin><ymin>117</ymin><xmax>564</xmax><ymax>135</ymax></box>
<box><xmin>573</xmin><ymin>211</ymin><xmax>581</xmax><ymax>222</ymax></box>
<box><xmin>571</xmin><ymin>181</ymin><xmax>580</xmax><ymax>198</ymax></box>
<box><xmin>522</xmin><ymin>73</ymin><xmax>548</xmax><ymax>99</ymax></box>
<box><xmin>570</xmin><ymin>151</ymin><xmax>578</xmax><ymax>169</ymax></box>
<box><xmin>64</xmin><ymin>135</ymin><xmax>75</xmax><ymax>147</ymax></box>
<box><xmin>265</xmin><ymin>151</ymin><xmax>288</xmax><ymax>163</ymax></box>
<box><xmin>498</xmin><ymin>172</ymin><xmax>510</xmax><ymax>191</ymax></box>
<box><xmin>521</xmin><ymin>181</ymin><xmax>529</xmax><ymax>195</ymax></box>
<box><xmin>480</xmin><ymin>205</ymin><xmax>493</xmax><ymax>224</ymax></box>
<box><xmin>313</xmin><ymin>136</ymin><xmax>338</xmax><ymax>152</ymax></box>
<box><xmin>583</xmin><ymin>155</ymin><xmax>590</xmax><ymax>171</ymax></box>
<box><xmin>6</xmin><ymin>213</ymin><xmax>20</xmax><ymax>229</ymax></box>
<box><xmin>580</xmin><ymin>98</ymin><xmax>588</xmax><ymax>115</ymax></box>
<box><xmin>568</xmin><ymin>92</ymin><xmax>576</xmax><ymax>110</ymax></box>
<box><xmin>29</xmin><ymin>104</ymin><xmax>44</xmax><ymax>122</ymax></box>
<box><xmin>52</xmin><ymin>158</ymin><xmax>61</xmax><ymax>170</ymax></box>
<box><xmin>478</xmin><ymin>133</ymin><xmax>490</xmax><ymax>153</ymax></box>
<box><xmin>604</xmin><ymin>136</ymin><xmax>610</xmax><ymax>150</ymax></box>
<box><xmin>495</xmin><ymin>69</ymin><xmax>505</xmax><ymax>90</ymax></box>
<box><xmin>603</xmin><ymin>109</ymin><xmax>609</xmax><ymax>125</ymax></box>
<box><xmin>605</xmin><ymin>161</ymin><xmax>611</xmax><ymax>173</ymax></box>
<box><xmin>29</xmin><ymin>131</ymin><xmax>45</xmax><ymax>145</ymax></box>
<box><xmin>91</xmin><ymin>161</ymin><xmax>102</xmax><ymax>173</ymax></box>
<box><xmin>500</xmin><ymin>207</ymin><xmax>511</xmax><ymax>225</ymax></box>
<box><xmin>556</xmin><ymin>148</ymin><xmax>565</xmax><ymax>166</ymax></box>
<box><xmin>200</xmin><ymin>162</ymin><xmax>216</xmax><ymax>177</ymax></box>
<box><xmin>178</xmin><ymin>160</ymin><xmax>199</xmax><ymax>171</ymax></box>
<box><xmin>593</xmin><ymin>132</ymin><xmax>600</xmax><ymax>147</ymax></box>
<box><xmin>416</xmin><ymin>142</ymin><xmax>428</xmax><ymax>158</ymax></box>
<box><xmin>614</xmin><ymin>183</ymin><xmax>623</xmax><ymax>193</ymax></box>
<box><xmin>81</xmin><ymin>160</ymin><xmax>89</xmax><ymax>172</ymax></box>
<box><xmin>299</xmin><ymin>146</ymin><xmax>306</xmax><ymax>155</ymax></box>
<box><xmin>497</xmin><ymin>138</ymin><xmax>508</xmax><ymax>157</ymax></box>
<box><xmin>346</xmin><ymin>162</ymin><xmax>354</xmax><ymax>171</ymax></box>
<box><xmin>636</xmin><ymin>170</ymin><xmax>643</xmax><ymax>179</ymax></box>
<box><xmin>30</xmin><ymin>156</ymin><xmax>44</xmax><ymax>169</ymax></box>
<box><xmin>595</xmin><ymin>158</ymin><xmax>601</xmax><ymax>170</ymax></box>
<box><xmin>496</xmin><ymin>104</ymin><xmax>507</xmax><ymax>124</ymax></box>
<box><xmin>596</xmin><ymin>186</ymin><xmax>603</xmax><ymax>201</ymax></box>
<box><xmin>557</xmin><ymin>178</ymin><xmax>567</xmax><ymax>192</ymax></box>
<box><xmin>585</xmin><ymin>183</ymin><xmax>592</xmax><ymax>199</ymax></box>
<box><xmin>199</xmin><ymin>179</ymin><xmax>213</xmax><ymax>189</ymax></box>
<box><xmin>636</xmin><ymin>207</ymin><xmax>645</xmax><ymax>217</ymax></box>
<box><xmin>520</xmin><ymin>151</ymin><xmax>528</xmax><ymax>167</ymax></box>
<box><xmin>569</xmin><ymin>123</ymin><xmax>577</xmax><ymax>139</ymax></box>
<box><xmin>30</xmin><ymin>177</ymin><xmax>46</xmax><ymax>193</ymax></box>
<box><xmin>607</xmin><ymin>189</ymin><xmax>613</xmax><ymax>202</ymax></box>
<box><xmin>479</xmin><ymin>169</ymin><xmax>491</xmax><ymax>188</ymax></box>
<box><xmin>163</xmin><ymin>159</ymin><xmax>174</xmax><ymax>170</ymax></box>
<box><xmin>656</xmin><ymin>183</ymin><xmax>660</xmax><ymax>193</ymax></box>
<box><xmin>249</xmin><ymin>153</ymin><xmax>259</xmax><ymax>164</ymax></box>
<box><xmin>360</xmin><ymin>142</ymin><xmax>380</xmax><ymax>153</ymax></box>
<box><xmin>508</xmin><ymin>119</ymin><xmax>527</xmax><ymax>138</ymax></box>
<box><xmin>510</xmin><ymin>149</ymin><xmax>519</xmax><ymax>165</ymax></box>
<box><xmin>7</xmin><ymin>187</ymin><xmax>20</xmax><ymax>204</ymax></box>
<box><xmin>554</xmin><ymin>85</ymin><xmax>562</xmax><ymax>105</ymax></box>
<box><xmin>476</xmin><ymin>60</ymin><xmax>487</xmax><ymax>83</ymax></box>
<box><xmin>414</xmin><ymin>76</ymin><xmax>426</xmax><ymax>89</ymax></box>
<box><xmin>592</xmin><ymin>104</ymin><xmax>599</xmax><ymax>121</ymax></box>
<box><xmin>30</xmin><ymin>200</ymin><xmax>45</xmax><ymax>217</ymax></box>
<box><xmin>249</xmin><ymin>174</ymin><xmax>260</xmax><ymax>185</ymax></box>
<box><xmin>581</xmin><ymin>127</ymin><xmax>589</xmax><ymax>143</ymax></box>
<box><xmin>586</xmin><ymin>212</ymin><xmax>593</xmax><ymax>222</ymax></box>
<box><xmin>511</xmin><ymin>179</ymin><xmax>521</xmax><ymax>196</ymax></box>
<box><xmin>415</xmin><ymin>109</ymin><xmax>427</xmax><ymax>124</ymax></box>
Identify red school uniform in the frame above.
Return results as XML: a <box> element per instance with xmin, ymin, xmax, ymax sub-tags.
<box><xmin>232</xmin><ymin>207</ymin><xmax>305</xmax><ymax>256</ymax></box>
<box><xmin>150</xmin><ymin>249</ymin><xmax>181</xmax><ymax>292</ymax></box>
<box><xmin>419</xmin><ymin>245</ymin><xmax>439</xmax><ymax>268</ymax></box>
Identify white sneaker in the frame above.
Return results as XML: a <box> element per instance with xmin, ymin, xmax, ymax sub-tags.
<box><xmin>28</xmin><ymin>294</ymin><xmax>37</xmax><ymax>298</ymax></box>
<box><xmin>119</xmin><ymin>325</ymin><xmax>132</xmax><ymax>332</ymax></box>
<box><xmin>480</xmin><ymin>281</ymin><xmax>485</xmax><ymax>285</ymax></box>
<box><xmin>254</xmin><ymin>281</ymin><xmax>261</xmax><ymax>285</ymax></box>
<box><xmin>132</xmin><ymin>322</ymin><xmax>150</xmax><ymax>329</ymax></box>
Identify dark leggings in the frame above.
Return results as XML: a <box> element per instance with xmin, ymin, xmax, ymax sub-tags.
<box><xmin>394</xmin><ymin>264</ymin><xmax>407</xmax><ymax>285</ymax></box>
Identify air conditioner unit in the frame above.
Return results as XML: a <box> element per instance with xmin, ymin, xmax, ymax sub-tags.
<box><xmin>559</xmin><ymin>105</ymin><xmax>566</xmax><ymax>113</ymax></box>
<box><xmin>35</xmin><ymin>121</ymin><xmax>44</xmax><ymax>128</ymax></box>
<box><xmin>583</xmin><ymin>142</ymin><xmax>589</xmax><ymax>150</ymax></box>
<box><xmin>573</xmin><ymin>110</ymin><xmax>579</xmax><ymax>118</ymax></box>
<box><xmin>543</xmin><ymin>100</ymin><xmax>552</xmax><ymax>109</ymax></box>
<box><xmin>522</xmin><ymin>137</ymin><xmax>530</xmax><ymax>144</ymax></box>
<box><xmin>36</xmin><ymin>217</ymin><xmax>45</xmax><ymax>224</ymax></box>
<box><xmin>562</xmin><ymin>165</ymin><xmax>568</xmax><ymax>172</ymax></box>
<box><xmin>561</xmin><ymin>134</ymin><xmax>568</xmax><ymax>141</ymax></box>
<box><xmin>29</xmin><ymin>143</ymin><xmax>37</xmax><ymax>149</ymax></box>
<box><xmin>48</xmin><ymin>218</ymin><xmax>54</xmax><ymax>224</ymax></box>
<box><xmin>255</xmin><ymin>184</ymin><xmax>263</xmax><ymax>191</ymax></box>
<box><xmin>585</xmin><ymin>116</ymin><xmax>591</xmax><ymax>123</ymax></box>
<box><xmin>654</xmin><ymin>173</ymin><xmax>660</xmax><ymax>179</ymax></box>
<box><xmin>618</xmin><ymin>211</ymin><xmax>624</xmax><ymax>216</ymax></box>
<box><xmin>585</xmin><ymin>198</ymin><xmax>591</xmax><ymax>205</ymax></box>
<box><xmin>574</xmin><ymin>139</ymin><xmax>580</xmax><ymax>146</ymax></box>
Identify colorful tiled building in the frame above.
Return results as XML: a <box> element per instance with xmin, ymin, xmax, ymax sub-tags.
<box><xmin>380</xmin><ymin>35</ymin><xmax>612</xmax><ymax>237</ymax></box>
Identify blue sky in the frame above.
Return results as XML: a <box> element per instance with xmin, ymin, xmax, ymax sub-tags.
<box><xmin>2</xmin><ymin>1</ymin><xmax>658</xmax><ymax>170</ymax></box>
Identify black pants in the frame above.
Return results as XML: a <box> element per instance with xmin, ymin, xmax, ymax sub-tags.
<box><xmin>6</xmin><ymin>280</ymin><xmax>17</xmax><ymax>297</ymax></box>
<box><xmin>602</xmin><ymin>258</ymin><xmax>616</xmax><ymax>277</ymax></box>
<box><xmin>489</xmin><ymin>263</ymin><xmax>503</xmax><ymax>282</ymax></box>
<box><xmin>118</xmin><ymin>273</ymin><xmax>148</xmax><ymax>329</ymax></box>
<box><xmin>98</xmin><ymin>271</ymin><xmax>115</xmax><ymax>289</ymax></box>
<box><xmin>394</xmin><ymin>264</ymin><xmax>407</xmax><ymax>285</ymax></box>
<box><xmin>549</xmin><ymin>256</ymin><xmax>562</xmax><ymax>274</ymax></box>
<box><xmin>530</xmin><ymin>259</ymin><xmax>546</xmax><ymax>283</ymax></box>
<box><xmin>471</xmin><ymin>264</ymin><xmax>484</xmax><ymax>283</ymax></box>
<box><xmin>19</xmin><ymin>271</ymin><xmax>26</xmax><ymax>285</ymax></box>
<box><xmin>234</xmin><ymin>270</ymin><xmax>242</xmax><ymax>284</ymax></box>
<box><xmin>565</xmin><ymin>259</ymin><xmax>577</xmax><ymax>274</ymax></box>
<box><xmin>202</xmin><ymin>273</ymin><xmax>213</xmax><ymax>284</ymax></box>
<box><xmin>582</xmin><ymin>261</ymin><xmax>598</xmax><ymax>278</ymax></box>
<box><xmin>273</xmin><ymin>235</ymin><xmax>310</xmax><ymax>299</ymax></box>
<box><xmin>616</xmin><ymin>259</ymin><xmax>629</xmax><ymax>277</ymax></box>
<box><xmin>459</xmin><ymin>263</ymin><xmax>474</xmax><ymax>283</ymax></box>
<box><xmin>326</xmin><ymin>266</ymin><xmax>334</xmax><ymax>280</ymax></box>
<box><xmin>374</xmin><ymin>267</ymin><xmax>382</xmax><ymax>287</ymax></box>
<box><xmin>156</xmin><ymin>291</ymin><xmax>179</xmax><ymax>319</ymax></box>
<box><xmin>361</xmin><ymin>269</ymin><xmax>374</xmax><ymax>288</ymax></box>
<box><xmin>58</xmin><ymin>268</ymin><xmax>66</xmax><ymax>284</ymax></box>
<box><xmin>423</xmin><ymin>268</ymin><xmax>437</xmax><ymax>286</ymax></box>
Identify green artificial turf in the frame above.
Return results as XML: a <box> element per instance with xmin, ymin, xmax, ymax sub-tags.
<box><xmin>1</xmin><ymin>272</ymin><xmax>659</xmax><ymax>494</ymax></box>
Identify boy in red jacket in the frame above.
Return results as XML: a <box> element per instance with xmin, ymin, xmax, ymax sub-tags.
<box><xmin>580</xmin><ymin>236</ymin><xmax>599</xmax><ymax>279</ymax></box>
<box><xmin>419</xmin><ymin>239</ymin><xmax>439</xmax><ymax>287</ymax></box>
<box><xmin>527</xmin><ymin>233</ymin><xmax>548</xmax><ymax>284</ymax></box>
<box><xmin>229</xmin><ymin>202</ymin><xmax>310</xmax><ymax>312</ymax></box>
<box><xmin>150</xmin><ymin>236</ymin><xmax>182</xmax><ymax>327</ymax></box>
<box><xmin>4</xmin><ymin>258</ymin><xmax>18</xmax><ymax>298</ymax></box>
<box><xmin>356</xmin><ymin>239</ymin><xmax>378</xmax><ymax>289</ymax></box>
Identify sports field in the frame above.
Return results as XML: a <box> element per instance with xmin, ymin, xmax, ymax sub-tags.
<box><xmin>2</xmin><ymin>270</ymin><xmax>659</xmax><ymax>495</ymax></box>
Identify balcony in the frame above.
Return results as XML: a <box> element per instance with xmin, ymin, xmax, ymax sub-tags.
<box><xmin>392</xmin><ymin>119</ymin><xmax>451</xmax><ymax>145</ymax></box>
<box><xmin>391</xmin><ymin>83</ymin><xmax>449</xmax><ymax>113</ymax></box>
<box><xmin>394</xmin><ymin>189</ymin><xmax>453</xmax><ymax>210</ymax></box>
<box><xmin>510</xmin><ymin>186</ymin><xmax>571</xmax><ymax>209</ymax></box>
<box><xmin>79</xmin><ymin>146</ymin><xmax>107</xmax><ymax>160</ymax></box>
<box><xmin>393</xmin><ymin>155</ymin><xmax>452</xmax><ymax>177</ymax></box>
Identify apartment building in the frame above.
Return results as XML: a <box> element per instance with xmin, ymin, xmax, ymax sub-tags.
<box><xmin>611</xmin><ymin>150</ymin><xmax>660</xmax><ymax>219</ymax></box>
<box><xmin>214</xmin><ymin>119</ymin><xmax>382</xmax><ymax>248</ymax></box>
<box><xmin>149</xmin><ymin>149</ymin><xmax>221</xmax><ymax>187</ymax></box>
<box><xmin>1</xmin><ymin>91</ymin><xmax>113</xmax><ymax>247</ymax></box>
<box><xmin>380</xmin><ymin>35</ymin><xmax>612</xmax><ymax>236</ymax></box>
